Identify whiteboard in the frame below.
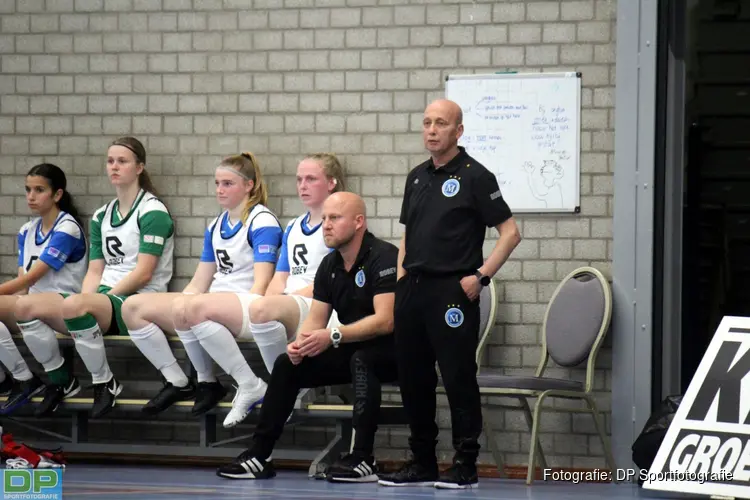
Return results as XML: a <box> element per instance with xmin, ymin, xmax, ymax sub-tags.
<box><xmin>445</xmin><ymin>72</ymin><xmax>581</xmax><ymax>213</ymax></box>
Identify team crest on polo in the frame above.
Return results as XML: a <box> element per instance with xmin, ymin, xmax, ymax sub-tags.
<box><xmin>442</xmin><ymin>178</ymin><xmax>460</xmax><ymax>197</ymax></box>
<box><xmin>445</xmin><ymin>305</ymin><xmax>463</xmax><ymax>328</ymax></box>
<box><xmin>355</xmin><ymin>269</ymin><xmax>366</xmax><ymax>287</ymax></box>
<box><xmin>644</xmin><ymin>316</ymin><xmax>750</xmax><ymax>499</ymax></box>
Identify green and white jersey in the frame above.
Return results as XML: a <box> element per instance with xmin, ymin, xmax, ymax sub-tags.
<box><xmin>89</xmin><ymin>190</ymin><xmax>174</xmax><ymax>293</ymax></box>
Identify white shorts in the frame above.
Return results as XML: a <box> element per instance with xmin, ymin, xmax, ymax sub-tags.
<box><xmin>289</xmin><ymin>294</ymin><xmax>340</xmax><ymax>337</ymax></box>
<box><xmin>235</xmin><ymin>293</ymin><xmax>262</xmax><ymax>340</ymax></box>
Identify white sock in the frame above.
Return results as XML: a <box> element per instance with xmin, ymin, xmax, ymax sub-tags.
<box><xmin>251</xmin><ymin>321</ymin><xmax>289</xmax><ymax>374</ymax></box>
<box><xmin>129</xmin><ymin>323</ymin><xmax>189</xmax><ymax>387</ymax></box>
<box><xmin>175</xmin><ymin>328</ymin><xmax>216</xmax><ymax>383</ymax></box>
<box><xmin>191</xmin><ymin>320</ymin><xmax>260</xmax><ymax>389</ymax></box>
<box><xmin>71</xmin><ymin>324</ymin><xmax>112</xmax><ymax>384</ymax></box>
<box><xmin>18</xmin><ymin>320</ymin><xmax>64</xmax><ymax>372</ymax></box>
<box><xmin>0</xmin><ymin>322</ymin><xmax>32</xmax><ymax>381</ymax></box>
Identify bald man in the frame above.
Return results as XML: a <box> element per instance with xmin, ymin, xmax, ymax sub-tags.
<box><xmin>216</xmin><ymin>192</ymin><xmax>400</xmax><ymax>483</ymax></box>
<box><xmin>378</xmin><ymin>99</ymin><xmax>521</xmax><ymax>489</ymax></box>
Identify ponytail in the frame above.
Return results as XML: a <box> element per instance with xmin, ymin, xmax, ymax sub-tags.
<box><xmin>138</xmin><ymin>169</ymin><xmax>159</xmax><ymax>198</ymax></box>
<box><xmin>241</xmin><ymin>152</ymin><xmax>268</xmax><ymax>223</ymax></box>
<box><xmin>58</xmin><ymin>190</ymin><xmax>83</xmax><ymax>227</ymax></box>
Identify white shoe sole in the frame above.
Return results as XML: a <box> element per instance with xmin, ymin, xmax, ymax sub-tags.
<box><xmin>434</xmin><ymin>481</ymin><xmax>479</xmax><ymax>489</ymax></box>
<box><xmin>377</xmin><ymin>480</ymin><xmax>435</xmax><ymax>487</ymax></box>
<box><xmin>328</xmin><ymin>474</ymin><xmax>378</xmax><ymax>483</ymax></box>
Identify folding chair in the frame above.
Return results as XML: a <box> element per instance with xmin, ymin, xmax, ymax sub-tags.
<box><xmin>477</xmin><ymin>266</ymin><xmax>615</xmax><ymax>484</ymax></box>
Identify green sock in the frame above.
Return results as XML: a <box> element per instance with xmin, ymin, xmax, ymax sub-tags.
<box><xmin>47</xmin><ymin>362</ymin><xmax>70</xmax><ymax>386</ymax></box>
<box><xmin>64</xmin><ymin>313</ymin><xmax>98</xmax><ymax>335</ymax></box>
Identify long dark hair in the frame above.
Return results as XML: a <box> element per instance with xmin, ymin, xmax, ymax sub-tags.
<box><xmin>26</xmin><ymin>163</ymin><xmax>82</xmax><ymax>226</ymax></box>
<box><xmin>109</xmin><ymin>136</ymin><xmax>159</xmax><ymax>196</ymax></box>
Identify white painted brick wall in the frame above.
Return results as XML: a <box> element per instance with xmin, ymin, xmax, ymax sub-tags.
<box><xmin>0</xmin><ymin>0</ymin><xmax>616</xmax><ymax>469</ymax></box>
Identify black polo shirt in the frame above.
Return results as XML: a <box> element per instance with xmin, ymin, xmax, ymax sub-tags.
<box><xmin>399</xmin><ymin>146</ymin><xmax>512</xmax><ymax>275</ymax></box>
<box><xmin>313</xmin><ymin>230</ymin><xmax>398</xmax><ymax>328</ymax></box>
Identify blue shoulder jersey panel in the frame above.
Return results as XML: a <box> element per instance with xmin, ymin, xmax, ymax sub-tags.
<box><xmin>17</xmin><ymin>225</ymin><xmax>29</xmax><ymax>268</ymax></box>
<box><xmin>39</xmin><ymin>220</ymin><xmax>86</xmax><ymax>271</ymax></box>
<box><xmin>249</xmin><ymin>212</ymin><xmax>282</xmax><ymax>264</ymax></box>
<box><xmin>275</xmin><ymin>221</ymin><xmax>295</xmax><ymax>273</ymax></box>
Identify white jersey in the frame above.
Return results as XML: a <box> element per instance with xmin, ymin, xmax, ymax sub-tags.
<box><xmin>203</xmin><ymin>204</ymin><xmax>282</xmax><ymax>293</ymax></box>
<box><xmin>92</xmin><ymin>190</ymin><xmax>174</xmax><ymax>293</ymax></box>
<box><xmin>18</xmin><ymin>212</ymin><xmax>87</xmax><ymax>295</ymax></box>
<box><xmin>281</xmin><ymin>213</ymin><xmax>332</xmax><ymax>294</ymax></box>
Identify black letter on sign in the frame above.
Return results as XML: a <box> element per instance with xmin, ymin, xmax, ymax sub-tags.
<box><xmin>216</xmin><ymin>249</ymin><xmax>233</xmax><ymax>272</ymax></box>
<box><xmin>687</xmin><ymin>340</ymin><xmax>750</xmax><ymax>424</ymax></box>
<box><xmin>105</xmin><ymin>236</ymin><xmax>125</xmax><ymax>257</ymax></box>
<box><xmin>25</xmin><ymin>255</ymin><xmax>38</xmax><ymax>272</ymax></box>
<box><xmin>293</xmin><ymin>244</ymin><xmax>308</xmax><ymax>266</ymax></box>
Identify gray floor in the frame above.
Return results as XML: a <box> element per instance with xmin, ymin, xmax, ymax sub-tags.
<box><xmin>56</xmin><ymin>465</ymin><xmax>698</xmax><ymax>499</ymax></box>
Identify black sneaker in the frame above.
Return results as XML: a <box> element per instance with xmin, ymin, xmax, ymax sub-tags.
<box><xmin>1</xmin><ymin>376</ymin><xmax>44</xmax><ymax>414</ymax></box>
<box><xmin>91</xmin><ymin>376</ymin><xmax>123</xmax><ymax>419</ymax></box>
<box><xmin>434</xmin><ymin>460</ymin><xmax>479</xmax><ymax>489</ymax></box>
<box><xmin>326</xmin><ymin>453</ymin><xmax>379</xmax><ymax>483</ymax></box>
<box><xmin>377</xmin><ymin>460</ymin><xmax>439</xmax><ymax>487</ymax></box>
<box><xmin>0</xmin><ymin>376</ymin><xmax>14</xmax><ymax>396</ymax></box>
<box><xmin>191</xmin><ymin>381</ymin><xmax>227</xmax><ymax>416</ymax></box>
<box><xmin>35</xmin><ymin>377</ymin><xmax>81</xmax><ymax>417</ymax></box>
<box><xmin>143</xmin><ymin>381</ymin><xmax>196</xmax><ymax>415</ymax></box>
<box><xmin>216</xmin><ymin>450</ymin><xmax>276</xmax><ymax>480</ymax></box>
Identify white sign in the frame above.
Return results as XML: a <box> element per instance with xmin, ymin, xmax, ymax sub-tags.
<box><xmin>645</xmin><ymin>316</ymin><xmax>750</xmax><ymax>498</ymax></box>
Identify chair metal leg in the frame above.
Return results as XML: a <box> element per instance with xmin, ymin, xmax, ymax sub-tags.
<box><xmin>519</xmin><ymin>396</ymin><xmax>547</xmax><ymax>470</ymax></box>
<box><xmin>526</xmin><ymin>393</ymin><xmax>548</xmax><ymax>485</ymax></box>
<box><xmin>481</xmin><ymin>408</ymin><xmax>507</xmax><ymax>478</ymax></box>
<box><xmin>586</xmin><ymin>395</ymin><xmax>617</xmax><ymax>482</ymax></box>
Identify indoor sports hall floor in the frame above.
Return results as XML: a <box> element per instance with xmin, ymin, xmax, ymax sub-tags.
<box><xmin>57</xmin><ymin>464</ymin><xmax>699</xmax><ymax>499</ymax></box>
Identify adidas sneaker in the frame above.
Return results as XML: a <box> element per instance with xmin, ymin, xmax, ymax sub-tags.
<box><xmin>325</xmin><ymin>453</ymin><xmax>379</xmax><ymax>483</ymax></box>
<box><xmin>216</xmin><ymin>450</ymin><xmax>276</xmax><ymax>480</ymax></box>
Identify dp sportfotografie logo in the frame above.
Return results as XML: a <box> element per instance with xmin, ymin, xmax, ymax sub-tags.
<box><xmin>2</xmin><ymin>469</ymin><xmax>62</xmax><ymax>500</ymax></box>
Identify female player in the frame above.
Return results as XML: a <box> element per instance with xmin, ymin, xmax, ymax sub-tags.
<box><xmin>171</xmin><ymin>153</ymin><xmax>343</xmax><ymax>428</ymax></box>
<box><xmin>15</xmin><ymin>137</ymin><xmax>175</xmax><ymax>419</ymax></box>
<box><xmin>0</xmin><ymin>164</ymin><xmax>87</xmax><ymax>415</ymax></box>
<box><xmin>122</xmin><ymin>152</ymin><xmax>282</xmax><ymax>418</ymax></box>
<box><xmin>247</xmin><ymin>153</ymin><xmax>344</xmax><ymax>377</ymax></box>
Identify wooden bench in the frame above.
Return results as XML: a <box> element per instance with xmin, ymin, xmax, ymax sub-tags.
<box><xmin>4</xmin><ymin>281</ymin><xmax>499</xmax><ymax>479</ymax></box>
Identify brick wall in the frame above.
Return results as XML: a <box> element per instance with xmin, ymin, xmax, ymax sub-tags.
<box><xmin>0</xmin><ymin>0</ymin><xmax>616</xmax><ymax>468</ymax></box>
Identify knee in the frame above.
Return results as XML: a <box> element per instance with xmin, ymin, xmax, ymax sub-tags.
<box><xmin>171</xmin><ymin>295</ymin><xmax>191</xmax><ymax>331</ymax></box>
<box><xmin>249</xmin><ymin>299</ymin><xmax>272</xmax><ymax>325</ymax></box>
<box><xmin>121</xmin><ymin>297</ymin><xmax>141</xmax><ymax>329</ymax></box>
<box><xmin>14</xmin><ymin>296</ymin><xmax>36</xmax><ymax>322</ymax></box>
<box><xmin>183</xmin><ymin>297</ymin><xmax>211</xmax><ymax>327</ymax></box>
<box><xmin>61</xmin><ymin>294</ymin><xmax>89</xmax><ymax>320</ymax></box>
<box><xmin>272</xmin><ymin>352</ymin><xmax>294</xmax><ymax>373</ymax></box>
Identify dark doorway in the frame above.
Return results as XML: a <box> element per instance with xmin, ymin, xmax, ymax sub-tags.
<box><xmin>680</xmin><ymin>0</ymin><xmax>750</xmax><ymax>391</ymax></box>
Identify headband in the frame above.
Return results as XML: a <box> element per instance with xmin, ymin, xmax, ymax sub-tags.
<box><xmin>111</xmin><ymin>142</ymin><xmax>144</xmax><ymax>164</ymax></box>
<box><xmin>216</xmin><ymin>165</ymin><xmax>252</xmax><ymax>181</ymax></box>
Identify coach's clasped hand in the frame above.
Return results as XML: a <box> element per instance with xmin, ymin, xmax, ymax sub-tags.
<box><xmin>289</xmin><ymin>328</ymin><xmax>332</xmax><ymax>362</ymax></box>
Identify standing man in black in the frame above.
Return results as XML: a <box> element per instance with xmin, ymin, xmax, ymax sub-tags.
<box><xmin>378</xmin><ymin>99</ymin><xmax>521</xmax><ymax>490</ymax></box>
<box><xmin>215</xmin><ymin>191</ymin><xmax>399</xmax><ymax>483</ymax></box>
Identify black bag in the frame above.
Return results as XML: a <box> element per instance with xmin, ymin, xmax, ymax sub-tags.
<box><xmin>631</xmin><ymin>395</ymin><xmax>683</xmax><ymax>476</ymax></box>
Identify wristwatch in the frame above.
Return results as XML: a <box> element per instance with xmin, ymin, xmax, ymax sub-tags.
<box><xmin>474</xmin><ymin>270</ymin><xmax>491</xmax><ymax>287</ymax></box>
<box><xmin>330</xmin><ymin>327</ymin><xmax>342</xmax><ymax>348</ymax></box>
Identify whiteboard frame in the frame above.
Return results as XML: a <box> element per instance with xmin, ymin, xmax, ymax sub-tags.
<box><xmin>445</xmin><ymin>71</ymin><xmax>582</xmax><ymax>214</ymax></box>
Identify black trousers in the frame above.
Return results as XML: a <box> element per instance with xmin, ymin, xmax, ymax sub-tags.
<box><xmin>394</xmin><ymin>272</ymin><xmax>482</xmax><ymax>464</ymax></box>
<box><xmin>250</xmin><ymin>336</ymin><xmax>398</xmax><ymax>459</ymax></box>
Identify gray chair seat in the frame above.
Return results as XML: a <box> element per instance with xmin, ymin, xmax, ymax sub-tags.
<box><xmin>477</xmin><ymin>373</ymin><xmax>583</xmax><ymax>392</ymax></box>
